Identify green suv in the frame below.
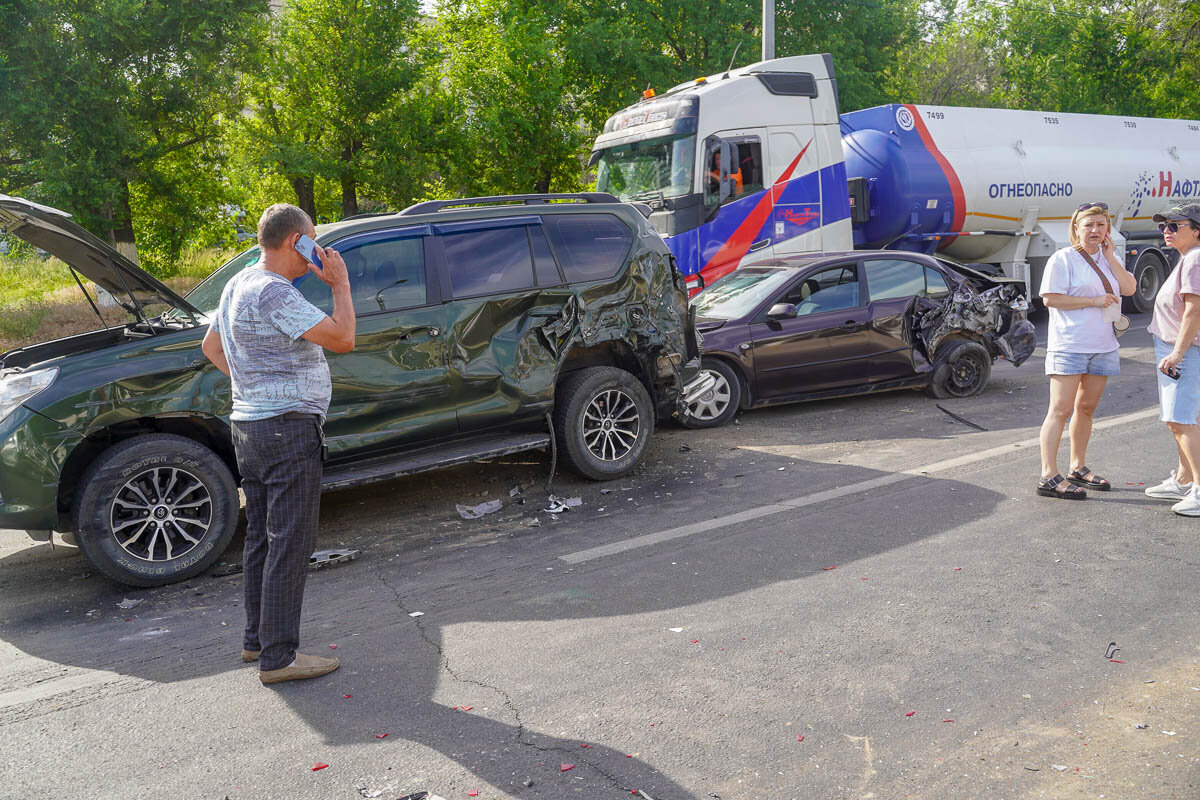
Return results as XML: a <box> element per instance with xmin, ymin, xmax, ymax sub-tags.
<box><xmin>0</xmin><ymin>193</ymin><xmax>708</xmax><ymax>586</ymax></box>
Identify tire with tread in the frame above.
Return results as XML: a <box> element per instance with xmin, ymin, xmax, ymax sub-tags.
<box><xmin>926</xmin><ymin>340</ymin><xmax>992</xmax><ymax>399</ymax></box>
<box><xmin>73</xmin><ymin>433</ymin><xmax>239</xmax><ymax>587</ymax></box>
<box><xmin>554</xmin><ymin>367</ymin><xmax>654</xmax><ymax>480</ymax></box>
<box><xmin>1125</xmin><ymin>251</ymin><xmax>1165</xmax><ymax>314</ymax></box>
<box><xmin>680</xmin><ymin>358</ymin><xmax>742</xmax><ymax>429</ymax></box>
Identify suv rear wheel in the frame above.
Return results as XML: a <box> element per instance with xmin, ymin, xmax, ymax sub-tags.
<box><xmin>554</xmin><ymin>367</ymin><xmax>653</xmax><ymax>480</ymax></box>
<box><xmin>73</xmin><ymin>434</ymin><xmax>239</xmax><ymax>587</ymax></box>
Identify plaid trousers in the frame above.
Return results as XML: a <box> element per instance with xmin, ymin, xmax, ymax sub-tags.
<box><xmin>232</xmin><ymin>413</ymin><xmax>324</xmax><ymax>671</ymax></box>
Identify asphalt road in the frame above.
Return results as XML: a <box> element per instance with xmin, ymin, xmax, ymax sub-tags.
<box><xmin>1</xmin><ymin>311</ymin><xmax>1197</xmax><ymax>800</ymax></box>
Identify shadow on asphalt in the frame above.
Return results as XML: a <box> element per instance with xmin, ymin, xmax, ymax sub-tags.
<box><xmin>0</xmin><ymin>449</ymin><xmax>1008</xmax><ymax>799</ymax></box>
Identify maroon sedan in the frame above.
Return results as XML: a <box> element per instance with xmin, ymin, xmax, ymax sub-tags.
<box><xmin>680</xmin><ymin>251</ymin><xmax>1035</xmax><ymax>428</ymax></box>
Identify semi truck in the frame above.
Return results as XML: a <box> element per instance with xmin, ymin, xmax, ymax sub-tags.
<box><xmin>589</xmin><ymin>53</ymin><xmax>1198</xmax><ymax>311</ymax></box>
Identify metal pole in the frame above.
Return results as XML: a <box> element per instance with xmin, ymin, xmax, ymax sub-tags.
<box><xmin>762</xmin><ymin>0</ymin><xmax>775</xmax><ymax>61</ymax></box>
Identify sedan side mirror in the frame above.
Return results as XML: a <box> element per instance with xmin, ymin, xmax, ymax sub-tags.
<box><xmin>766</xmin><ymin>302</ymin><xmax>798</xmax><ymax>320</ymax></box>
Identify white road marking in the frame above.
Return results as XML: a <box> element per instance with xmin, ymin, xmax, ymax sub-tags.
<box><xmin>0</xmin><ymin>668</ymin><xmax>129</xmax><ymax>710</ymax></box>
<box><xmin>560</xmin><ymin>406</ymin><xmax>1160</xmax><ymax>564</ymax></box>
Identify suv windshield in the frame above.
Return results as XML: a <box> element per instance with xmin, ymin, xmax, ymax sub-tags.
<box><xmin>691</xmin><ymin>268</ymin><xmax>795</xmax><ymax>320</ymax></box>
<box><xmin>595</xmin><ymin>133</ymin><xmax>695</xmax><ymax>201</ymax></box>
<box><xmin>168</xmin><ymin>247</ymin><xmax>262</xmax><ymax>319</ymax></box>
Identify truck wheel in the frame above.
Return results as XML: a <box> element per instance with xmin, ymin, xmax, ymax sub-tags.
<box><xmin>73</xmin><ymin>434</ymin><xmax>239</xmax><ymax>587</ymax></box>
<box><xmin>1125</xmin><ymin>251</ymin><xmax>1165</xmax><ymax>314</ymax></box>
<box><xmin>554</xmin><ymin>367</ymin><xmax>654</xmax><ymax>480</ymax></box>
<box><xmin>926</xmin><ymin>340</ymin><xmax>992</xmax><ymax>399</ymax></box>
<box><xmin>680</xmin><ymin>358</ymin><xmax>741</xmax><ymax>429</ymax></box>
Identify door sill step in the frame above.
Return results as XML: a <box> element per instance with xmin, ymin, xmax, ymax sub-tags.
<box><xmin>321</xmin><ymin>432</ymin><xmax>551</xmax><ymax>491</ymax></box>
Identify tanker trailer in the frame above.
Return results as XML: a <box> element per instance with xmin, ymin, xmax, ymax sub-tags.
<box><xmin>842</xmin><ymin>103</ymin><xmax>1197</xmax><ymax>312</ymax></box>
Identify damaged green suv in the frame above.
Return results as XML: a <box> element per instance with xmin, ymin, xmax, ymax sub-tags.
<box><xmin>0</xmin><ymin>193</ymin><xmax>709</xmax><ymax>586</ymax></box>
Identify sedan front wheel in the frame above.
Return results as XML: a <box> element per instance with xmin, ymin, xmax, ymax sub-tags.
<box><xmin>681</xmin><ymin>358</ymin><xmax>741</xmax><ymax>429</ymax></box>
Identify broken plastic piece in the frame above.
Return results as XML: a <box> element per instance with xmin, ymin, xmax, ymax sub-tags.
<box><xmin>1104</xmin><ymin>642</ymin><xmax>1119</xmax><ymax>659</ymax></box>
<box><xmin>456</xmin><ymin>499</ymin><xmax>503</xmax><ymax>519</ymax></box>
<box><xmin>942</xmin><ymin>718</ymin><xmax>954</xmax><ymax>723</ymax></box>
<box><xmin>796</xmin><ymin>734</ymin><xmax>804</xmax><ymax>742</ymax></box>
<box><xmin>396</xmin><ymin>793</ymin><xmax>427</xmax><ymax>800</ymax></box>
<box><xmin>543</xmin><ymin>495</ymin><xmax>583</xmax><ymax>514</ymax></box>
<box><xmin>359</xmin><ymin>789</ymin><xmax>383</xmax><ymax>798</ymax></box>
<box><xmin>329</xmin><ymin>644</ymin><xmax>338</xmax><ymax>650</ymax></box>
<box><xmin>344</xmin><ymin>694</ymin><xmax>352</xmax><ymax>699</ymax></box>
<box><xmin>822</xmin><ymin>566</ymin><xmax>837</xmax><ymax>571</ymax></box>
<box><xmin>1052</xmin><ymin>764</ymin><xmax>1067</xmax><ymax>771</ymax></box>
<box><xmin>905</xmin><ymin>711</ymin><xmax>915</xmax><ymax>717</ymax></box>
<box><xmin>668</xmin><ymin>627</ymin><xmax>683</xmax><ymax>633</ymax></box>
<box><xmin>509</xmin><ymin>485</ymin><xmax>522</xmax><ymax>497</ymax></box>
<box><xmin>311</xmin><ymin>763</ymin><xmax>329</xmax><ymax>771</ymax></box>
<box><xmin>117</xmin><ymin>597</ymin><xmax>143</xmax><ymax>610</ymax></box>
<box><xmin>468</xmin><ymin>792</ymin><xmax>478</xmax><ymax>797</ymax></box>
<box><xmin>376</xmin><ymin>733</ymin><xmax>389</xmax><ymax>738</ymax></box>
<box><xmin>1110</xmin><ymin>659</ymin><xmax>1125</xmax><ymax>664</ymax></box>
<box><xmin>560</xmin><ymin>764</ymin><xmax>575</xmax><ymax>772</ymax></box>
<box><xmin>1134</xmin><ymin>723</ymin><xmax>1148</xmax><ymax>729</ymax></box>
<box><xmin>409</xmin><ymin>611</ymin><xmax>424</xmax><ymax>617</ymax></box>
<box><xmin>309</xmin><ymin>548</ymin><xmax>359</xmax><ymax>570</ymax></box>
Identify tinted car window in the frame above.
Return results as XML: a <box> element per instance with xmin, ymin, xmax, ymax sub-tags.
<box><xmin>925</xmin><ymin>266</ymin><xmax>950</xmax><ymax>298</ymax></box>
<box><xmin>443</xmin><ymin>226</ymin><xmax>536</xmax><ymax>297</ymax></box>
<box><xmin>544</xmin><ymin>214</ymin><xmax>632</xmax><ymax>282</ymax></box>
<box><xmin>530</xmin><ymin>227</ymin><xmax>563</xmax><ymax>286</ymax></box>
<box><xmin>341</xmin><ymin>236</ymin><xmax>426</xmax><ymax>313</ymax></box>
<box><xmin>864</xmin><ymin>259</ymin><xmax>925</xmax><ymax>301</ymax></box>
<box><xmin>794</xmin><ymin>265</ymin><xmax>859</xmax><ymax>315</ymax></box>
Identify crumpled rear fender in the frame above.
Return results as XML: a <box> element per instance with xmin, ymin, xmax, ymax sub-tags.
<box><xmin>914</xmin><ymin>282</ymin><xmax>1034</xmax><ymax>367</ymax></box>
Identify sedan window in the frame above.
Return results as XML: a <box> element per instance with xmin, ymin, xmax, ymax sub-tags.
<box><xmin>864</xmin><ymin>259</ymin><xmax>925</xmax><ymax>302</ymax></box>
<box><xmin>793</xmin><ymin>265</ymin><xmax>859</xmax><ymax>315</ymax></box>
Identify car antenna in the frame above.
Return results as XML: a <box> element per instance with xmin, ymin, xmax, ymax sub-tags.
<box><xmin>68</xmin><ymin>266</ymin><xmax>115</xmax><ymax>333</ymax></box>
<box><xmin>724</xmin><ymin>42</ymin><xmax>743</xmax><ymax>77</ymax></box>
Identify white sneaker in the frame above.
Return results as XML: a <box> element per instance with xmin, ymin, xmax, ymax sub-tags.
<box><xmin>1146</xmin><ymin>470</ymin><xmax>1193</xmax><ymax>500</ymax></box>
<box><xmin>1171</xmin><ymin>486</ymin><xmax>1200</xmax><ymax>516</ymax></box>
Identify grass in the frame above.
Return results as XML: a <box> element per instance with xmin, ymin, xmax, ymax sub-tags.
<box><xmin>0</xmin><ymin>247</ymin><xmax>235</xmax><ymax>352</ymax></box>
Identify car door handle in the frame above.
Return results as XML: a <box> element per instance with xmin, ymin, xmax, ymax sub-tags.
<box><xmin>399</xmin><ymin>326</ymin><xmax>439</xmax><ymax>340</ymax></box>
<box><xmin>749</xmin><ymin>238</ymin><xmax>771</xmax><ymax>252</ymax></box>
<box><xmin>840</xmin><ymin>320</ymin><xmax>862</xmax><ymax>331</ymax></box>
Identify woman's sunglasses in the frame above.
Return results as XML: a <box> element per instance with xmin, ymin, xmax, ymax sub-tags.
<box><xmin>1159</xmin><ymin>221</ymin><xmax>1195</xmax><ymax>234</ymax></box>
<box><xmin>1076</xmin><ymin>202</ymin><xmax>1108</xmax><ymax>212</ymax></box>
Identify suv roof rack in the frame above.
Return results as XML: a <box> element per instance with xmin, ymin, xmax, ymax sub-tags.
<box><xmin>340</xmin><ymin>211</ymin><xmax>395</xmax><ymax>221</ymax></box>
<box><xmin>398</xmin><ymin>192</ymin><xmax>620</xmax><ymax>216</ymax></box>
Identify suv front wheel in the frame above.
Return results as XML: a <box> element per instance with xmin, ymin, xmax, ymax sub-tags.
<box><xmin>73</xmin><ymin>434</ymin><xmax>240</xmax><ymax>587</ymax></box>
<box><xmin>554</xmin><ymin>367</ymin><xmax>654</xmax><ymax>480</ymax></box>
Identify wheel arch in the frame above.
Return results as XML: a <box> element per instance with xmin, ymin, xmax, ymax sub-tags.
<box><xmin>555</xmin><ymin>341</ymin><xmax>655</xmax><ymax>406</ymax></box>
<box><xmin>56</xmin><ymin>414</ymin><xmax>235</xmax><ymax>531</ymax></box>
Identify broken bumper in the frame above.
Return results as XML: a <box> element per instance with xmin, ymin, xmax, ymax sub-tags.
<box><xmin>679</xmin><ymin>370</ymin><xmax>718</xmax><ymax>409</ymax></box>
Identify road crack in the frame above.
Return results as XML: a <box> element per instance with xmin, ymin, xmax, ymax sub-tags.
<box><xmin>374</xmin><ymin>568</ymin><xmax>646</xmax><ymax>796</ymax></box>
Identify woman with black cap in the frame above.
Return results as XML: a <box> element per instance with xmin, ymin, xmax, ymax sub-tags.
<box><xmin>1145</xmin><ymin>203</ymin><xmax>1200</xmax><ymax>516</ymax></box>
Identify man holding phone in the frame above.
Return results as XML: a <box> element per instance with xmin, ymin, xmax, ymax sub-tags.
<box><xmin>201</xmin><ymin>203</ymin><xmax>355</xmax><ymax>684</ymax></box>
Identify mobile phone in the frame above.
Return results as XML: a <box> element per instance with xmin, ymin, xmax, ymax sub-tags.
<box><xmin>294</xmin><ymin>234</ymin><xmax>323</xmax><ymax>269</ymax></box>
<box><xmin>1167</xmin><ymin>366</ymin><xmax>1182</xmax><ymax>381</ymax></box>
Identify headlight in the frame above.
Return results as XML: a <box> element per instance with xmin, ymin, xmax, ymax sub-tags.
<box><xmin>0</xmin><ymin>367</ymin><xmax>58</xmax><ymax>422</ymax></box>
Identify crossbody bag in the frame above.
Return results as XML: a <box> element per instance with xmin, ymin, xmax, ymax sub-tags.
<box><xmin>1075</xmin><ymin>247</ymin><xmax>1130</xmax><ymax>337</ymax></box>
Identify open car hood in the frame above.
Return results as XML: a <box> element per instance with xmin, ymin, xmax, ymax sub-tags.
<box><xmin>0</xmin><ymin>194</ymin><xmax>201</xmax><ymax>318</ymax></box>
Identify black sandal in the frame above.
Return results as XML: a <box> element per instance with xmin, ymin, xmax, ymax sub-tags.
<box><xmin>1067</xmin><ymin>466</ymin><xmax>1111</xmax><ymax>491</ymax></box>
<box><xmin>1037</xmin><ymin>474</ymin><xmax>1087</xmax><ymax>500</ymax></box>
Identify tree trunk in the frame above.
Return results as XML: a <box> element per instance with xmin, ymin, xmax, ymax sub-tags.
<box><xmin>291</xmin><ymin>176</ymin><xmax>317</xmax><ymax>221</ymax></box>
<box><xmin>533</xmin><ymin>168</ymin><xmax>552</xmax><ymax>194</ymax></box>
<box><xmin>341</xmin><ymin>143</ymin><xmax>359</xmax><ymax>218</ymax></box>
<box><xmin>106</xmin><ymin>179</ymin><xmax>139</xmax><ymax>265</ymax></box>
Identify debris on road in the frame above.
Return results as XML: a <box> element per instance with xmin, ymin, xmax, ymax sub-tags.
<box><xmin>117</xmin><ymin>597</ymin><xmax>143</xmax><ymax>610</ymax></box>
<box><xmin>796</xmin><ymin>734</ymin><xmax>804</xmax><ymax>742</ymax></box>
<box><xmin>1163</xmin><ymin>730</ymin><xmax>1177</xmax><ymax>736</ymax></box>
<box><xmin>668</xmin><ymin>627</ymin><xmax>683</xmax><ymax>633</ymax></box>
<box><xmin>1105</xmin><ymin>642</ymin><xmax>1120</xmax><ymax>659</ymax></box>
<box><xmin>329</xmin><ymin>644</ymin><xmax>338</xmax><ymax>649</ymax></box>
<box><xmin>375</xmin><ymin>733</ymin><xmax>389</xmax><ymax>738</ymax></box>
<box><xmin>1052</xmin><ymin>764</ymin><xmax>1068</xmax><ymax>771</ymax></box>
<box><xmin>309</xmin><ymin>549</ymin><xmax>359</xmax><ymax>570</ymax></box>
<box><xmin>456</xmin><ymin>500</ymin><xmax>503</xmax><ymax>519</ymax></box>
<box><xmin>409</xmin><ymin>611</ymin><xmax>424</xmax><ymax>617</ymax></box>
<box><xmin>311</xmin><ymin>763</ymin><xmax>329</xmax><ymax>771</ymax></box>
<box><xmin>560</xmin><ymin>764</ymin><xmax>575</xmax><ymax>771</ymax></box>
<box><xmin>358</xmin><ymin>788</ymin><xmax>383</xmax><ymax>798</ymax></box>
<box><xmin>525</xmin><ymin>518</ymin><xmax>542</xmax><ymax>527</ymax></box>
<box><xmin>509</xmin><ymin>485</ymin><xmax>522</xmax><ymax>497</ymax></box>
<box><xmin>543</xmin><ymin>495</ymin><xmax>582</xmax><ymax>514</ymax></box>
<box><xmin>935</xmin><ymin>404</ymin><xmax>988</xmax><ymax>431</ymax></box>
<box><xmin>85</xmin><ymin>609</ymin><xmax>98</xmax><ymax>617</ymax></box>
<box><xmin>905</xmin><ymin>711</ymin><xmax>915</xmax><ymax>717</ymax></box>
<box><xmin>1135</xmin><ymin>723</ymin><xmax>1148</xmax><ymax>729</ymax></box>
<box><xmin>396</xmin><ymin>794</ymin><xmax>428</xmax><ymax>800</ymax></box>
<box><xmin>211</xmin><ymin>561</ymin><xmax>243</xmax><ymax>577</ymax></box>
<box><xmin>679</xmin><ymin>444</ymin><xmax>691</xmax><ymax>452</ymax></box>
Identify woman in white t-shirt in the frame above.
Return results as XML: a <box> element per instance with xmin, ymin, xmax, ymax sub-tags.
<box><xmin>1036</xmin><ymin>202</ymin><xmax>1136</xmax><ymax>499</ymax></box>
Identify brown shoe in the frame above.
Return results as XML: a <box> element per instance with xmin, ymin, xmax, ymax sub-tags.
<box><xmin>260</xmin><ymin>652</ymin><xmax>340</xmax><ymax>685</ymax></box>
<box><xmin>242</xmin><ymin>649</ymin><xmax>261</xmax><ymax>662</ymax></box>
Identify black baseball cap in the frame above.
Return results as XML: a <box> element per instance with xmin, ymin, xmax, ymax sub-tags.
<box><xmin>1153</xmin><ymin>203</ymin><xmax>1200</xmax><ymax>225</ymax></box>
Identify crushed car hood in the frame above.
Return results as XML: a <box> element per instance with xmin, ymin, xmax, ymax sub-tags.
<box><xmin>0</xmin><ymin>194</ymin><xmax>200</xmax><ymax>317</ymax></box>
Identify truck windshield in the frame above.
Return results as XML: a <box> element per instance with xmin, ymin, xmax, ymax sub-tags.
<box><xmin>595</xmin><ymin>133</ymin><xmax>695</xmax><ymax>201</ymax></box>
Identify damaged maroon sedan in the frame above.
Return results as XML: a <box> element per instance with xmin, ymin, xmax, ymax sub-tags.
<box><xmin>680</xmin><ymin>251</ymin><xmax>1035</xmax><ymax>427</ymax></box>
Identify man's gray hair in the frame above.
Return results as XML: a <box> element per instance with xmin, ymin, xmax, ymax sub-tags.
<box><xmin>257</xmin><ymin>204</ymin><xmax>312</xmax><ymax>250</ymax></box>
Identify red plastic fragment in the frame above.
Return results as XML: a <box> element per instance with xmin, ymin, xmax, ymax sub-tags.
<box><xmin>561</xmin><ymin>763</ymin><xmax>575</xmax><ymax>771</ymax></box>
<box><xmin>954</xmin><ymin>567</ymin><xmax>962</xmax><ymax>571</ymax></box>
<box><xmin>905</xmin><ymin>711</ymin><xmax>915</xmax><ymax>717</ymax></box>
<box><xmin>375</xmin><ymin>733</ymin><xmax>389</xmax><ymax>739</ymax></box>
<box><xmin>626</xmin><ymin>754</ymin><xmax>633</xmax><ymax>758</ymax></box>
<box><xmin>649</xmin><ymin>723</ymin><xmax>655</xmax><ymax>727</ymax></box>
<box><xmin>468</xmin><ymin>791</ymin><xmax>478</xmax><ymax>797</ymax></box>
<box><xmin>311</xmin><ymin>763</ymin><xmax>329</xmax><ymax>771</ymax></box>
<box><xmin>1110</xmin><ymin>659</ymin><xmax>1125</xmax><ymax>663</ymax></box>
<box><xmin>942</xmin><ymin>718</ymin><xmax>954</xmax><ymax>723</ymax></box>
<box><xmin>860</xmin><ymin>577</ymin><xmax>868</xmax><ymax>581</ymax></box>
<box><xmin>329</xmin><ymin>644</ymin><xmax>338</xmax><ymax>650</ymax></box>
<box><xmin>796</xmin><ymin>734</ymin><xmax>804</xmax><ymax>742</ymax></box>
<box><xmin>691</xmin><ymin>639</ymin><xmax>699</xmax><ymax>644</ymax></box>
<box><xmin>344</xmin><ymin>694</ymin><xmax>352</xmax><ymax>699</ymax></box>
<box><xmin>463</xmin><ymin>705</ymin><xmax>473</xmax><ymax>711</ymax></box>
<box><xmin>580</xmin><ymin>743</ymin><xmax>592</xmax><ymax>748</ymax></box>
<box><xmin>822</xmin><ymin>566</ymin><xmax>837</xmax><ymax>571</ymax></box>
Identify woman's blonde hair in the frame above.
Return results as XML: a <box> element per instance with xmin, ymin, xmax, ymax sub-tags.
<box><xmin>1069</xmin><ymin>205</ymin><xmax>1110</xmax><ymax>247</ymax></box>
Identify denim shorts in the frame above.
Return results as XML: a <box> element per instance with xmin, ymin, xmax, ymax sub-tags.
<box><xmin>1154</xmin><ymin>335</ymin><xmax>1200</xmax><ymax>425</ymax></box>
<box><xmin>1044</xmin><ymin>348</ymin><xmax>1121</xmax><ymax>376</ymax></box>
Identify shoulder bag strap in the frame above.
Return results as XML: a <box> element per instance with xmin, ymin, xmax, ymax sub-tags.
<box><xmin>1074</xmin><ymin>246</ymin><xmax>1114</xmax><ymax>295</ymax></box>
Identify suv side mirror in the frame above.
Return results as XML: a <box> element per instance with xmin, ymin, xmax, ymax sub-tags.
<box><xmin>766</xmin><ymin>302</ymin><xmax>798</xmax><ymax>320</ymax></box>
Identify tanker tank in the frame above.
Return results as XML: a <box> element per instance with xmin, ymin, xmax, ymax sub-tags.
<box><xmin>840</xmin><ymin>103</ymin><xmax>1198</xmax><ymax>308</ymax></box>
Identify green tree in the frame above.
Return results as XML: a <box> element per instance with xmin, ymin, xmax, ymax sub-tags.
<box><xmin>234</xmin><ymin>0</ymin><xmax>428</xmax><ymax>220</ymax></box>
<box><xmin>0</xmin><ymin>0</ymin><xmax>267</xmax><ymax>262</ymax></box>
